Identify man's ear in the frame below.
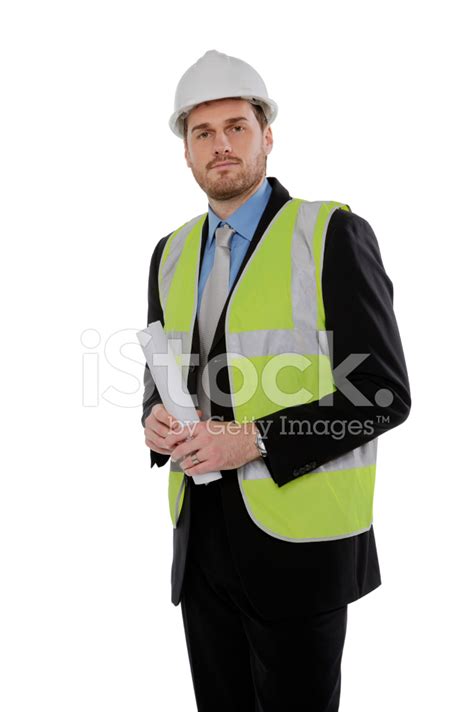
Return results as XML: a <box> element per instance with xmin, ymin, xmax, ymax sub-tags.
<box><xmin>263</xmin><ymin>126</ymin><xmax>273</xmax><ymax>156</ymax></box>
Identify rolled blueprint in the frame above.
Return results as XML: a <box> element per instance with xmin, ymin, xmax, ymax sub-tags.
<box><xmin>136</xmin><ymin>320</ymin><xmax>222</xmax><ymax>485</ymax></box>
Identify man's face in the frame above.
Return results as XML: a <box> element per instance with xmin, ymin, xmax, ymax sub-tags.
<box><xmin>183</xmin><ymin>98</ymin><xmax>273</xmax><ymax>201</ymax></box>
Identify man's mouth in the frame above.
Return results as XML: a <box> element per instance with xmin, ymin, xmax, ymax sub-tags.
<box><xmin>211</xmin><ymin>161</ymin><xmax>239</xmax><ymax>169</ymax></box>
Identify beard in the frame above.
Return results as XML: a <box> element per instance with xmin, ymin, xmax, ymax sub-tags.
<box><xmin>190</xmin><ymin>148</ymin><xmax>267</xmax><ymax>201</ymax></box>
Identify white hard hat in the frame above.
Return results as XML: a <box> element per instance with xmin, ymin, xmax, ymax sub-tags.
<box><xmin>169</xmin><ymin>49</ymin><xmax>278</xmax><ymax>139</ymax></box>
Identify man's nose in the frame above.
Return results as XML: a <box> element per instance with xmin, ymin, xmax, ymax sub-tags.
<box><xmin>213</xmin><ymin>131</ymin><xmax>232</xmax><ymax>154</ymax></box>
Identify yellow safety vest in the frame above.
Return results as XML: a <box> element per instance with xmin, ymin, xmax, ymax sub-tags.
<box><xmin>159</xmin><ymin>198</ymin><xmax>377</xmax><ymax>541</ymax></box>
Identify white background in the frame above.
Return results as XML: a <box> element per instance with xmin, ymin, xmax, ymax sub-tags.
<box><xmin>1</xmin><ymin>0</ymin><xmax>472</xmax><ymax>709</ymax></box>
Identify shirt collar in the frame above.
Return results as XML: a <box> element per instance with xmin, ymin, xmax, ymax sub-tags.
<box><xmin>207</xmin><ymin>177</ymin><xmax>272</xmax><ymax>245</ymax></box>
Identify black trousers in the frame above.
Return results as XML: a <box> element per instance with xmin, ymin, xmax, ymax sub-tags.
<box><xmin>180</xmin><ymin>479</ymin><xmax>349</xmax><ymax>712</ymax></box>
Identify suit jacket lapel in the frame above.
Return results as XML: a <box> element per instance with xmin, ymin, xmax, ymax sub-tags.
<box><xmin>189</xmin><ymin>176</ymin><xmax>293</xmax><ymax>365</ymax></box>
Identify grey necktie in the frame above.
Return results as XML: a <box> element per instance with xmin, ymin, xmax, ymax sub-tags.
<box><xmin>196</xmin><ymin>223</ymin><xmax>235</xmax><ymax>419</ymax></box>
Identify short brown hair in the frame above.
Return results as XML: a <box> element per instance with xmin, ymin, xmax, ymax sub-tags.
<box><xmin>183</xmin><ymin>100</ymin><xmax>268</xmax><ymax>142</ymax></box>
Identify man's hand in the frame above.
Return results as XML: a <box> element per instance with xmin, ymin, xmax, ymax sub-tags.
<box><xmin>166</xmin><ymin>418</ymin><xmax>262</xmax><ymax>477</ymax></box>
<box><xmin>144</xmin><ymin>404</ymin><xmax>203</xmax><ymax>456</ymax></box>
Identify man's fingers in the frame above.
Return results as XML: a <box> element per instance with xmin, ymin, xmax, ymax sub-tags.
<box><xmin>144</xmin><ymin>413</ymin><xmax>193</xmax><ymax>455</ymax></box>
<box><xmin>149</xmin><ymin>421</ymin><xmax>175</xmax><ymax>439</ymax></box>
<box><xmin>151</xmin><ymin>403</ymin><xmax>180</xmax><ymax>430</ymax></box>
<box><xmin>145</xmin><ymin>404</ymin><xmax>203</xmax><ymax>453</ymax></box>
<box><xmin>145</xmin><ymin>425</ymin><xmax>188</xmax><ymax>454</ymax></box>
<box><xmin>151</xmin><ymin>403</ymin><xmax>171</xmax><ymax>423</ymax></box>
<box><xmin>151</xmin><ymin>403</ymin><xmax>164</xmax><ymax>416</ymax></box>
<box><xmin>146</xmin><ymin>418</ymin><xmax>185</xmax><ymax>443</ymax></box>
<box><xmin>144</xmin><ymin>427</ymin><xmax>171</xmax><ymax>455</ymax></box>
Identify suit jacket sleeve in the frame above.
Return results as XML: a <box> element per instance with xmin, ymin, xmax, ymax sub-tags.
<box><xmin>142</xmin><ymin>233</ymin><xmax>172</xmax><ymax>469</ymax></box>
<box><xmin>254</xmin><ymin>208</ymin><xmax>412</xmax><ymax>487</ymax></box>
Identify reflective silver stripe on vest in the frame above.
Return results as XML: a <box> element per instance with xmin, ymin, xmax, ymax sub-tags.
<box><xmin>292</xmin><ymin>200</ymin><xmax>321</xmax><ymax>334</ymax></box>
<box><xmin>222</xmin><ymin>329</ymin><xmax>328</xmax><ymax>360</ymax></box>
<box><xmin>241</xmin><ymin>438</ymin><xmax>377</xmax><ymax>482</ymax></box>
<box><xmin>159</xmin><ymin>214</ymin><xmax>205</xmax><ymax>388</ymax></box>
<box><xmin>159</xmin><ymin>213</ymin><xmax>206</xmax><ymax>311</ymax></box>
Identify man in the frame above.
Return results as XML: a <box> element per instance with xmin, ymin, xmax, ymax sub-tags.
<box><xmin>142</xmin><ymin>49</ymin><xmax>411</xmax><ymax>712</ymax></box>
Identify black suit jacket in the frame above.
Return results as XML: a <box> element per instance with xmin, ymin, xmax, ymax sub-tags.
<box><xmin>142</xmin><ymin>176</ymin><xmax>411</xmax><ymax>617</ymax></box>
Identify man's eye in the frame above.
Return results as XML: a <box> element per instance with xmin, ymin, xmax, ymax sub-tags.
<box><xmin>232</xmin><ymin>126</ymin><xmax>244</xmax><ymax>132</ymax></box>
<box><xmin>197</xmin><ymin>131</ymin><xmax>209</xmax><ymax>139</ymax></box>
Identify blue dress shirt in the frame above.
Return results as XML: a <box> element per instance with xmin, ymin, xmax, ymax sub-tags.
<box><xmin>197</xmin><ymin>177</ymin><xmax>272</xmax><ymax>313</ymax></box>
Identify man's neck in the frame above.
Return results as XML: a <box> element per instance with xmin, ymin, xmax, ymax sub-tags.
<box><xmin>208</xmin><ymin>174</ymin><xmax>266</xmax><ymax>221</ymax></box>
